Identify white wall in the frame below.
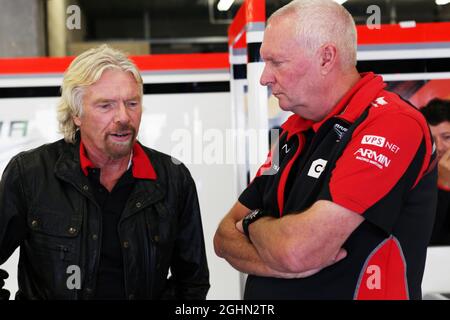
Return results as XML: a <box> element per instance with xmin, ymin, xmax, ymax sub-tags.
<box><xmin>422</xmin><ymin>246</ymin><xmax>450</xmax><ymax>297</ymax></box>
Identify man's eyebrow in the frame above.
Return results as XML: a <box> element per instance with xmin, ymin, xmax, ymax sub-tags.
<box><xmin>92</xmin><ymin>98</ymin><xmax>115</xmax><ymax>104</ymax></box>
<box><xmin>126</xmin><ymin>96</ymin><xmax>141</xmax><ymax>101</ymax></box>
<box><xmin>92</xmin><ymin>95</ymin><xmax>141</xmax><ymax>104</ymax></box>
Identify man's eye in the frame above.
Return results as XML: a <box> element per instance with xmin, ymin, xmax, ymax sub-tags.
<box><xmin>99</xmin><ymin>104</ymin><xmax>111</xmax><ymax>109</ymax></box>
<box><xmin>127</xmin><ymin>101</ymin><xmax>138</xmax><ymax>107</ymax></box>
<box><xmin>272</xmin><ymin>61</ymin><xmax>282</xmax><ymax>67</ymax></box>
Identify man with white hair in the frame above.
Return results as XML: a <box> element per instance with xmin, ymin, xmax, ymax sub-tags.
<box><xmin>0</xmin><ymin>45</ymin><xmax>209</xmax><ymax>299</ymax></box>
<box><xmin>215</xmin><ymin>0</ymin><xmax>437</xmax><ymax>299</ymax></box>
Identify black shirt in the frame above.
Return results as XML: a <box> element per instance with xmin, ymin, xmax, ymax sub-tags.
<box><xmin>87</xmin><ymin>167</ymin><xmax>135</xmax><ymax>299</ymax></box>
<box><xmin>429</xmin><ymin>188</ymin><xmax>450</xmax><ymax>246</ymax></box>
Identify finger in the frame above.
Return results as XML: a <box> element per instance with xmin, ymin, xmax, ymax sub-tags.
<box><xmin>297</xmin><ymin>268</ymin><xmax>322</xmax><ymax>278</ymax></box>
<box><xmin>284</xmin><ymin>249</ymin><xmax>348</xmax><ymax>279</ymax></box>
<box><xmin>275</xmin><ymin>268</ymin><xmax>320</xmax><ymax>279</ymax></box>
<box><xmin>235</xmin><ymin>220</ymin><xmax>244</xmax><ymax>233</ymax></box>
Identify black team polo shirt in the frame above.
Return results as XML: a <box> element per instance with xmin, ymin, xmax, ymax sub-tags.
<box><xmin>239</xmin><ymin>73</ymin><xmax>437</xmax><ymax>299</ymax></box>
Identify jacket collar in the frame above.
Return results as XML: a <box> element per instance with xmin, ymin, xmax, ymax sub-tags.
<box><xmin>55</xmin><ymin>137</ymin><xmax>164</xmax><ymax>208</ymax></box>
<box><xmin>282</xmin><ymin>72</ymin><xmax>386</xmax><ymax>138</ymax></box>
<box><xmin>79</xmin><ymin>139</ymin><xmax>157</xmax><ymax>180</ymax></box>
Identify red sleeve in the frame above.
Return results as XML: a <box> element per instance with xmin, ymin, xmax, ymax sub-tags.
<box><xmin>329</xmin><ymin>112</ymin><xmax>424</xmax><ymax>214</ymax></box>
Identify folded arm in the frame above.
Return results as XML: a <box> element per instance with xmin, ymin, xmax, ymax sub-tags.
<box><xmin>214</xmin><ymin>201</ymin><xmax>350</xmax><ymax>278</ymax></box>
<box><xmin>237</xmin><ymin>200</ymin><xmax>364</xmax><ymax>273</ymax></box>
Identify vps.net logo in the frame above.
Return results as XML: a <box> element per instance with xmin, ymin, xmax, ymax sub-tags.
<box><xmin>307</xmin><ymin>159</ymin><xmax>328</xmax><ymax>179</ymax></box>
<box><xmin>361</xmin><ymin>135</ymin><xmax>386</xmax><ymax>147</ymax></box>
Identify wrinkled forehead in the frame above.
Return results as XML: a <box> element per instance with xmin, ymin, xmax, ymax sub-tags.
<box><xmin>85</xmin><ymin>69</ymin><xmax>142</xmax><ymax>100</ymax></box>
<box><xmin>261</xmin><ymin>18</ymin><xmax>299</xmax><ymax>58</ymax></box>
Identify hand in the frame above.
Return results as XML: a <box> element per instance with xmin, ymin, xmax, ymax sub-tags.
<box><xmin>236</xmin><ymin>215</ymin><xmax>348</xmax><ymax>279</ymax></box>
<box><xmin>0</xmin><ymin>269</ymin><xmax>10</xmax><ymax>300</ymax></box>
<box><xmin>438</xmin><ymin>149</ymin><xmax>450</xmax><ymax>188</ymax></box>
<box><xmin>236</xmin><ymin>216</ymin><xmax>271</xmax><ymax>235</ymax></box>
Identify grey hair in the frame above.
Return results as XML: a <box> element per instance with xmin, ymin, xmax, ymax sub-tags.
<box><xmin>269</xmin><ymin>0</ymin><xmax>357</xmax><ymax>69</ymax></box>
<box><xmin>56</xmin><ymin>44</ymin><xmax>143</xmax><ymax>144</ymax></box>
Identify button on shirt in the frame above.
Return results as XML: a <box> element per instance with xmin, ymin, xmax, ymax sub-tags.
<box><xmin>87</xmin><ymin>167</ymin><xmax>135</xmax><ymax>300</ymax></box>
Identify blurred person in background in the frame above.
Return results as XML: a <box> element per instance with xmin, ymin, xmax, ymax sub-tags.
<box><xmin>421</xmin><ymin>98</ymin><xmax>450</xmax><ymax>245</ymax></box>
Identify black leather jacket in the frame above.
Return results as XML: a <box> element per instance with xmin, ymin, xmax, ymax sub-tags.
<box><xmin>0</xmin><ymin>138</ymin><xmax>210</xmax><ymax>299</ymax></box>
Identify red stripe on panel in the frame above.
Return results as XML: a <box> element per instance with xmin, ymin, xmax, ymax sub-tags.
<box><xmin>245</xmin><ymin>0</ymin><xmax>266</xmax><ymax>25</ymax></box>
<box><xmin>229</xmin><ymin>1</ymin><xmax>247</xmax><ymax>47</ymax></box>
<box><xmin>357</xmin><ymin>22</ymin><xmax>450</xmax><ymax>45</ymax></box>
<box><xmin>0</xmin><ymin>53</ymin><xmax>229</xmax><ymax>75</ymax></box>
<box><xmin>131</xmin><ymin>53</ymin><xmax>229</xmax><ymax>71</ymax></box>
<box><xmin>229</xmin><ymin>0</ymin><xmax>265</xmax><ymax>47</ymax></box>
<box><xmin>0</xmin><ymin>56</ymin><xmax>75</xmax><ymax>74</ymax></box>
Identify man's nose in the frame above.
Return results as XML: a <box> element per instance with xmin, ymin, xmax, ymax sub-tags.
<box><xmin>114</xmin><ymin>102</ymin><xmax>130</xmax><ymax>124</ymax></box>
<box><xmin>260</xmin><ymin>64</ymin><xmax>273</xmax><ymax>87</ymax></box>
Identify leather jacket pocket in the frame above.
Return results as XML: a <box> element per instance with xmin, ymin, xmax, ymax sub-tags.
<box><xmin>22</xmin><ymin>207</ymin><xmax>83</xmax><ymax>298</ymax></box>
<box><xmin>27</xmin><ymin>207</ymin><xmax>81</xmax><ymax>260</ymax></box>
<box><xmin>28</xmin><ymin>206</ymin><xmax>82</xmax><ymax>237</ymax></box>
<box><xmin>29</xmin><ymin>208</ymin><xmax>81</xmax><ymax>264</ymax></box>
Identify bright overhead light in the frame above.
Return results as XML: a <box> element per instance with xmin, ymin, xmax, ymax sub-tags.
<box><xmin>334</xmin><ymin>0</ymin><xmax>348</xmax><ymax>4</ymax></box>
<box><xmin>436</xmin><ymin>0</ymin><xmax>450</xmax><ymax>5</ymax></box>
<box><xmin>217</xmin><ymin>0</ymin><xmax>235</xmax><ymax>11</ymax></box>
<box><xmin>399</xmin><ymin>20</ymin><xmax>417</xmax><ymax>28</ymax></box>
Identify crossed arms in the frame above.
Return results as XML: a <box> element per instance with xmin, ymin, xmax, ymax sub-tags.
<box><xmin>214</xmin><ymin>200</ymin><xmax>364</xmax><ymax>278</ymax></box>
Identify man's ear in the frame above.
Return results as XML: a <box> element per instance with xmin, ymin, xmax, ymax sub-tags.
<box><xmin>319</xmin><ymin>44</ymin><xmax>337</xmax><ymax>75</ymax></box>
<box><xmin>73</xmin><ymin>115</ymin><xmax>81</xmax><ymax>127</ymax></box>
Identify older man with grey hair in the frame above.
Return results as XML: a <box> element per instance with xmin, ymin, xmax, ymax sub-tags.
<box><xmin>215</xmin><ymin>0</ymin><xmax>437</xmax><ymax>300</ymax></box>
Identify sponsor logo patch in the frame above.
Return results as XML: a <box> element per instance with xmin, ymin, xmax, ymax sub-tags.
<box><xmin>361</xmin><ymin>135</ymin><xmax>386</xmax><ymax>147</ymax></box>
<box><xmin>354</xmin><ymin>148</ymin><xmax>391</xmax><ymax>169</ymax></box>
<box><xmin>307</xmin><ymin>159</ymin><xmax>328</xmax><ymax>178</ymax></box>
<box><xmin>361</xmin><ymin>135</ymin><xmax>400</xmax><ymax>154</ymax></box>
<box><xmin>366</xmin><ymin>265</ymin><xmax>381</xmax><ymax>290</ymax></box>
<box><xmin>333</xmin><ymin>123</ymin><xmax>348</xmax><ymax>140</ymax></box>
<box><xmin>282</xmin><ymin>143</ymin><xmax>291</xmax><ymax>154</ymax></box>
<box><xmin>371</xmin><ymin>96</ymin><xmax>388</xmax><ymax>108</ymax></box>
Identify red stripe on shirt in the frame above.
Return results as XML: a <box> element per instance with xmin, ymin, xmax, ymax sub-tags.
<box><xmin>355</xmin><ymin>237</ymin><xmax>408</xmax><ymax>300</ymax></box>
